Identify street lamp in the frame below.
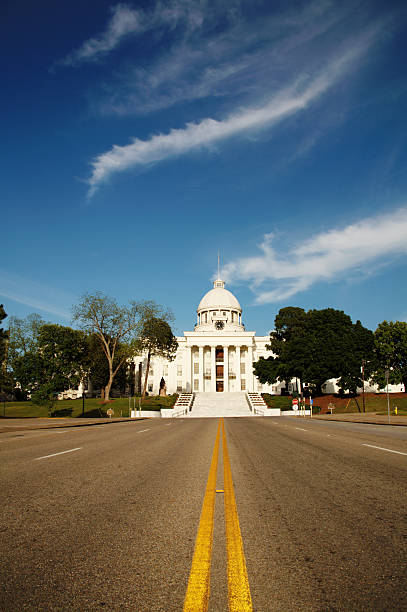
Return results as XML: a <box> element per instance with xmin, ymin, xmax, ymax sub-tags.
<box><xmin>361</xmin><ymin>360</ymin><xmax>365</xmax><ymax>413</ymax></box>
<box><xmin>385</xmin><ymin>369</ymin><xmax>390</xmax><ymax>425</ymax></box>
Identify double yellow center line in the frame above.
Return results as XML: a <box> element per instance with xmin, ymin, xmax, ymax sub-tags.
<box><xmin>183</xmin><ymin>419</ymin><xmax>253</xmax><ymax>611</ymax></box>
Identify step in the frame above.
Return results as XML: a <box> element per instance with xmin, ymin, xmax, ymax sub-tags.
<box><xmin>188</xmin><ymin>392</ymin><xmax>253</xmax><ymax>418</ymax></box>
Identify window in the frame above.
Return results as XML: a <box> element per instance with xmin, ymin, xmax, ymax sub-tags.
<box><xmin>148</xmin><ymin>384</ymin><xmax>153</xmax><ymax>393</ymax></box>
<box><xmin>204</xmin><ymin>313</ymin><xmax>207</xmax><ymax>323</ymax></box>
<box><xmin>149</xmin><ymin>367</ymin><xmax>154</xmax><ymax>376</ymax></box>
<box><xmin>194</xmin><ymin>379</ymin><xmax>199</xmax><ymax>391</ymax></box>
<box><xmin>222</xmin><ymin>311</ymin><xmax>226</xmax><ymax>316</ymax></box>
<box><xmin>241</xmin><ymin>379</ymin><xmax>246</xmax><ymax>390</ymax></box>
<box><xmin>177</xmin><ymin>365</ymin><xmax>182</xmax><ymax>377</ymax></box>
<box><xmin>177</xmin><ymin>380</ymin><xmax>183</xmax><ymax>392</ymax></box>
<box><xmin>163</xmin><ymin>365</ymin><xmax>168</xmax><ymax>376</ymax></box>
<box><xmin>240</xmin><ymin>363</ymin><xmax>246</xmax><ymax>374</ymax></box>
<box><xmin>194</xmin><ymin>362</ymin><xmax>199</xmax><ymax>374</ymax></box>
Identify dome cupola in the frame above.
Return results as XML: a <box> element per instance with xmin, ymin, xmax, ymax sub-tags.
<box><xmin>195</xmin><ymin>278</ymin><xmax>244</xmax><ymax>332</ymax></box>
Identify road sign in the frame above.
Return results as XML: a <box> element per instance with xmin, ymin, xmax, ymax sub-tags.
<box><xmin>292</xmin><ymin>398</ymin><xmax>299</xmax><ymax>405</ymax></box>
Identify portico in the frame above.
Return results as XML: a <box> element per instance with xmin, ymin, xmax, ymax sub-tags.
<box><xmin>133</xmin><ymin>275</ymin><xmax>278</xmax><ymax>395</ymax></box>
<box><xmin>184</xmin><ymin>338</ymin><xmax>256</xmax><ymax>392</ymax></box>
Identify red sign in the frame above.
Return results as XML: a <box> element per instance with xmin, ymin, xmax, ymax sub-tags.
<box><xmin>292</xmin><ymin>398</ymin><xmax>299</xmax><ymax>405</ymax></box>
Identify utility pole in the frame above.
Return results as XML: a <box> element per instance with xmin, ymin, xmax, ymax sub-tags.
<box><xmin>361</xmin><ymin>360</ymin><xmax>365</xmax><ymax>413</ymax></box>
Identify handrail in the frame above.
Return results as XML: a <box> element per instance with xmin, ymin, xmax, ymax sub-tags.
<box><xmin>246</xmin><ymin>392</ymin><xmax>267</xmax><ymax>415</ymax></box>
<box><xmin>172</xmin><ymin>393</ymin><xmax>194</xmax><ymax>417</ymax></box>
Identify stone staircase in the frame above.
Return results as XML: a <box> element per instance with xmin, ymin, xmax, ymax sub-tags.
<box><xmin>188</xmin><ymin>392</ymin><xmax>253</xmax><ymax>418</ymax></box>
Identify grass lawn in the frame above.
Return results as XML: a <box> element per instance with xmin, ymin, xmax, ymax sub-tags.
<box><xmin>0</xmin><ymin>395</ymin><xmax>178</xmax><ymax>419</ymax></box>
<box><xmin>333</xmin><ymin>393</ymin><xmax>407</xmax><ymax>415</ymax></box>
<box><xmin>262</xmin><ymin>395</ymin><xmax>293</xmax><ymax>410</ymax></box>
<box><xmin>262</xmin><ymin>392</ymin><xmax>407</xmax><ymax>415</ymax></box>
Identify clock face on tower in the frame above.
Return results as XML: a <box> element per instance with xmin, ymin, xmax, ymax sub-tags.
<box><xmin>215</xmin><ymin>320</ymin><xmax>225</xmax><ymax>330</ymax></box>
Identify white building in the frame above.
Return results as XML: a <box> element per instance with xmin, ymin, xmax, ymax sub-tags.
<box><xmin>132</xmin><ymin>275</ymin><xmax>405</xmax><ymax>398</ymax></box>
<box><xmin>133</xmin><ymin>277</ymin><xmax>281</xmax><ymax>396</ymax></box>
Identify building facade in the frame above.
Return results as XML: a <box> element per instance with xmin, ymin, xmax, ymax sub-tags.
<box><xmin>133</xmin><ymin>276</ymin><xmax>405</xmax><ymax>397</ymax></box>
<box><xmin>133</xmin><ymin>277</ymin><xmax>280</xmax><ymax>395</ymax></box>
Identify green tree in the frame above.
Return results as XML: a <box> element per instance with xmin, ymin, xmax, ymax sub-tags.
<box><xmin>7</xmin><ymin>313</ymin><xmax>46</xmax><ymax>362</ymax></box>
<box><xmin>372</xmin><ymin>321</ymin><xmax>407</xmax><ymax>392</ymax></box>
<box><xmin>73</xmin><ymin>293</ymin><xmax>173</xmax><ymax>400</ymax></box>
<box><xmin>337</xmin><ymin>320</ymin><xmax>375</xmax><ymax>394</ymax></box>
<box><xmin>12</xmin><ymin>324</ymin><xmax>88</xmax><ymax>411</ymax></box>
<box><xmin>6</xmin><ymin>313</ymin><xmax>46</xmax><ymax>398</ymax></box>
<box><xmin>254</xmin><ymin>307</ymin><xmax>311</xmax><ymax>392</ymax></box>
<box><xmin>37</xmin><ymin>324</ymin><xmax>89</xmax><ymax>392</ymax></box>
<box><xmin>138</xmin><ymin>316</ymin><xmax>178</xmax><ymax>399</ymax></box>
<box><xmin>0</xmin><ymin>305</ymin><xmax>10</xmax><ymax>396</ymax></box>
<box><xmin>254</xmin><ymin>307</ymin><xmax>374</xmax><ymax>396</ymax></box>
<box><xmin>86</xmin><ymin>333</ymin><xmax>130</xmax><ymax>396</ymax></box>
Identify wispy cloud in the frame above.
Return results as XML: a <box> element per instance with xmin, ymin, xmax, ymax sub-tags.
<box><xmin>97</xmin><ymin>1</ymin><xmax>361</xmax><ymax>115</ymax></box>
<box><xmin>222</xmin><ymin>207</ymin><xmax>407</xmax><ymax>303</ymax></box>
<box><xmin>87</xmin><ymin>36</ymin><xmax>374</xmax><ymax>195</ymax></box>
<box><xmin>60</xmin><ymin>4</ymin><xmax>144</xmax><ymax>66</ymax></box>
<box><xmin>0</xmin><ymin>271</ymin><xmax>73</xmax><ymax>319</ymax></box>
<box><xmin>59</xmin><ymin>0</ymin><xmax>219</xmax><ymax>67</ymax></box>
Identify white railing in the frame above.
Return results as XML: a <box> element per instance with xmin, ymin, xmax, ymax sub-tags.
<box><xmin>246</xmin><ymin>392</ymin><xmax>268</xmax><ymax>415</ymax></box>
<box><xmin>172</xmin><ymin>393</ymin><xmax>194</xmax><ymax>417</ymax></box>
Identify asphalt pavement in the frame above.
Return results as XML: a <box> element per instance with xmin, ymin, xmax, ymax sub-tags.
<box><xmin>1</xmin><ymin>417</ymin><xmax>406</xmax><ymax>611</ymax></box>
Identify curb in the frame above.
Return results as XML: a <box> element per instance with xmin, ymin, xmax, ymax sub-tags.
<box><xmin>312</xmin><ymin>416</ymin><xmax>407</xmax><ymax>427</ymax></box>
<box><xmin>0</xmin><ymin>418</ymin><xmax>149</xmax><ymax>433</ymax></box>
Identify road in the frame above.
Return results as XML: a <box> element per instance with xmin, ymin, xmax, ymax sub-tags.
<box><xmin>1</xmin><ymin>417</ymin><xmax>406</xmax><ymax>611</ymax></box>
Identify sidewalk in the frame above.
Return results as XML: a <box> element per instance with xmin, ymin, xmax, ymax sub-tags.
<box><xmin>312</xmin><ymin>413</ymin><xmax>407</xmax><ymax>426</ymax></box>
<box><xmin>0</xmin><ymin>417</ymin><xmax>146</xmax><ymax>433</ymax></box>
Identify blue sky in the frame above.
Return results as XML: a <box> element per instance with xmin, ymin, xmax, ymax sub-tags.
<box><xmin>2</xmin><ymin>0</ymin><xmax>407</xmax><ymax>336</ymax></box>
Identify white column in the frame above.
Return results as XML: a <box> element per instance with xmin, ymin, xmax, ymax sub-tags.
<box><xmin>247</xmin><ymin>345</ymin><xmax>253</xmax><ymax>392</ymax></box>
<box><xmin>184</xmin><ymin>345</ymin><xmax>192</xmax><ymax>393</ymax></box>
<box><xmin>236</xmin><ymin>346</ymin><xmax>241</xmax><ymax>391</ymax></box>
<box><xmin>198</xmin><ymin>346</ymin><xmax>204</xmax><ymax>392</ymax></box>
<box><xmin>223</xmin><ymin>345</ymin><xmax>229</xmax><ymax>392</ymax></box>
<box><xmin>211</xmin><ymin>346</ymin><xmax>216</xmax><ymax>392</ymax></box>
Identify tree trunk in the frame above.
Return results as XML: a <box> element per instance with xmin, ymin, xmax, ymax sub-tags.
<box><xmin>142</xmin><ymin>351</ymin><xmax>151</xmax><ymax>399</ymax></box>
<box><xmin>104</xmin><ymin>379</ymin><xmax>113</xmax><ymax>402</ymax></box>
<box><xmin>104</xmin><ymin>362</ymin><xmax>114</xmax><ymax>401</ymax></box>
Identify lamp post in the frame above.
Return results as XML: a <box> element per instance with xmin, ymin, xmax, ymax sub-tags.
<box><xmin>385</xmin><ymin>369</ymin><xmax>390</xmax><ymax>425</ymax></box>
<box><xmin>361</xmin><ymin>360</ymin><xmax>365</xmax><ymax>413</ymax></box>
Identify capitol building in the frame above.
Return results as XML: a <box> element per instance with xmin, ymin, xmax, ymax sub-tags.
<box><xmin>133</xmin><ymin>276</ymin><xmax>280</xmax><ymax>396</ymax></box>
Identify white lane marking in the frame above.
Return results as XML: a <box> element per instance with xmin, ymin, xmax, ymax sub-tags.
<box><xmin>295</xmin><ymin>427</ymin><xmax>308</xmax><ymax>432</ymax></box>
<box><xmin>35</xmin><ymin>447</ymin><xmax>82</xmax><ymax>460</ymax></box>
<box><xmin>362</xmin><ymin>444</ymin><xmax>407</xmax><ymax>456</ymax></box>
<box><xmin>165</xmin><ymin>423</ymin><xmax>172</xmax><ymax>426</ymax></box>
<box><xmin>271</xmin><ymin>421</ymin><xmax>278</xmax><ymax>424</ymax></box>
<box><xmin>137</xmin><ymin>429</ymin><xmax>151</xmax><ymax>434</ymax></box>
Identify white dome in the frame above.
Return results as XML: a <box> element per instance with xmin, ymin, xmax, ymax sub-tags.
<box><xmin>198</xmin><ymin>285</ymin><xmax>241</xmax><ymax>312</ymax></box>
